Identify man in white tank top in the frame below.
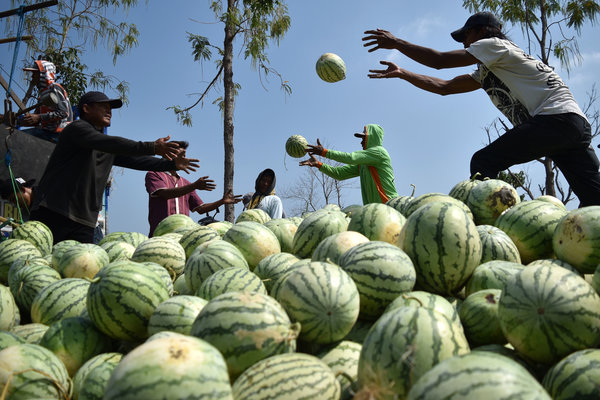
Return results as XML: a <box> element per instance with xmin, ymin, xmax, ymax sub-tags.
<box><xmin>362</xmin><ymin>12</ymin><xmax>600</xmax><ymax>206</ymax></box>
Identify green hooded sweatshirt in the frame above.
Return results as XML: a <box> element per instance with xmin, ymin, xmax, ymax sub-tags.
<box><xmin>318</xmin><ymin>124</ymin><xmax>399</xmax><ymax>204</ymax></box>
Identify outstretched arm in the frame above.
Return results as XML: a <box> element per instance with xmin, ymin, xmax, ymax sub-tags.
<box><xmin>153</xmin><ymin>176</ymin><xmax>215</xmax><ymax>200</ymax></box>
<box><xmin>193</xmin><ymin>189</ymin><xmax>242</xmax><ymax>214</ymax></box>
<box><xmin>362</xmin><ymin>29</ymin><xmax>479</xmax><ymax>69</ymax></box>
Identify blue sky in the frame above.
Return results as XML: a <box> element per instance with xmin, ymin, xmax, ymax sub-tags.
<box><xmin>2</xmin><ymin>1</ymin><xmax>599</xmax><ymax>235</ymax></box>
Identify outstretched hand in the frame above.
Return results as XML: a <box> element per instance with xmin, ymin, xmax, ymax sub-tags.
<box><xmin>194</xmin><ymin>176</ymin><xmax>216</xmax><ymax>191</ymax></box>
<box><xmin>173</xmin><ymin>154</ymin><xmax>200</xmax><ymax>174</ymax></box>
<box><xmin>154</xmin><ymin>135</ymin><xmax>182</xmax><ymax>160</ymax></box>
<box><xmin>223</xmin><ymin>189</ymin><xmax>243</xmax><ymax>204</ymax></box>
<box><xmin>306</xmin><ymin>138</ymin><xmax>325</xmax><ymax>156</ymax></box>
<box><xmin>368</xmin><ymin>61</ymin><xmax>403</xmax><ymax>79</ymax></box>
<box><xmin>299</xmin><ymin>155</ymin><xmax>321</xmax><ymax>168</ymax></box>
<box><xmin>362</xmin><ymin>29</ymin><xmax>399</xmax><ymax>52</ymax></box>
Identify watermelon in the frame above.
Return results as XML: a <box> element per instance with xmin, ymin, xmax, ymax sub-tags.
<box><xmin>477</xmin><ymin>224</ymin><xmax>522</xmax><ymax>263</ymax></box>
<box><xmin>0</xmin><ymin>239</ymin><xmax>42</xmax><ymax>284</ymax></box>
<box><xmin>466</xmin><ymin>178</ymin><xmax>521</xmax><ymax>225</ymax></box>
<box><xmin>178</xmin><ymin>225</ymin><xmax>219</xmax><ymax>258</ymax></box>
<box><xmin>458</xmin><ymin>288</ymin><xmax>505</xmax><ymax>346</ymax></box>
<box><xmin>347</xmin><ymin>203</ymin><xmax>406</xmax><ymax>244</ymax></box>
<box><xmin>196</xmin><ymin>266</ymin><xmax>267</xmax><ymax>300</ymax></box>
<box><xmin>173</xmin><ymin>273</ymin><xmax>193</xmax><ymax>295</ymax></box>
<box><xmin>292</xmin><ymin>208</ymin><xmax>349</xmax><ymax>258</ymax></box>
<box><xmin>10</xmin><ymin>323</ymin><xmax>49</xmax><ymax>344</ymax></box>
<box><xmin>386</xmin><ymin>195</ymin><xmax>414</xmax><ymax>216</ymax></box>
<box><xmin>0</xmin><ymin>283</ymin><xmax>19</xmax><ymax>330</ymax></box>
<box><xmin>10</xmin><ymin>220</ymin><xmax>53</xmax><ymax>256</ymax></box>
<box><xmin>536</xmin><ymin>194</ymin><xmax>566</xmax><ymax>210</ymax></box>
<box><xmin>356</xmin><ymin>306</ymin><xmax>470</xmax><ymax>399</ymax></box>
<box><xmin>339</xmin><ymin>241</ymin><xmax>416</xmax><ymax>319</ymax></box>
<box><xmin>235</xmin><ymin>208</ymin><xmax>271</xmax><ymax>224</ymax></box>
<box><xmin>319</xmin><ymin>341</ymin><xmax>362</xmax><ymax>400</ymax></box>
<box><xmin>465</xmin><ymin>260</ymin><xmax>524</xmax><ymax>296</ymax></box>
<box><xmin>0</xmin><ymin>343</ymin><xmax>70</xmax><ymax>399</ymax></box>
<box><xmin>30</xmin><ymin>278</ymin><xmax>90</xmax><ymax>325</ymax></box>
<box><xmin>51</xmin><ymin>239</ymin><xmax>80</xmax><ymax>269</ymax></box>
<box><xmin>86</xmin><ymin>261</ymin><xmax>169</xmax><ymax>341</ymax></box>
<box><xmin>398</xmin><ymin>202</ymin><xmax>482</xmax><ymax>295</ymax></box>
<box><xmin>528</xmin><ymin>258</ymin><xmax>581</xmax><ymax>275</ymax></box>
<box><xmin>57</xmin><ymin>243</ymin><xmax>110</xmax><ymax>279</ymax></box>
<box><xmin>191</xmin><ymin>291</ymin><xmax>300</xmax><ymax>379</ymax></box>
<box><xmin>403</xmin><ymin>192</ymin><xmax>473</xmax><ymax>219</ymax></box>
<box><xmin>153</xmin><ymin>214</ymin><xmax>197</xmax><ymax>237</ymax></box>
<box><xmin>104</xmin><ymin>333</ymin><xmax>233</xmax><ymax>400</ymax></box>
<box><xmin>498</xmin><ymin>264</ymin><xmax>600</xmax><ymax>364</ymax></box>
<box><xmin>38</xmin><ymin>316</ymin><xmax>112</xmax><ymax>377</ymax></box>
<box><xmin>495</xmin><ymin>199</ymin><xmax>567</xmax><ymax>264</ymax></box>
<box><xmin>384</xmin><ymin>290</ymin><xmax>461</xmax><ymax>326</ymax></box>
<box><xmin>542</xmin><ymin>348</ymin><xmax>600</xmax><ymax>400</ymax></box>
<box><xmin>311</xmin><ymin>230</ymin><xmax>369</xmax><ymax>265</ymax></box>
<box><xmin>137</xmin><ymin>261</ymin><xmax>174</xmax><ymax>295</ymax></box>
<box><xmin>406</xmin><ymin>351</ymin><xmax>550</xmax><ymax>400</ymax></box>
<box><xmin>72</xmin><ymin>352</ymin><xmax>122</xmax><ymax>400</ymax></box>
<box><xmin>232</xmin><ymin>352</ymin><xmax>340</xmax><ymax>400</ymax></box>
<box><xmin>99</xmin><ymin>231</ymin><xmax>147</xmax><ymax>247</ymax></box>
<box><xmin>8</xmin><ymin>261</ymin><xmax>61</xmax><ymax>312</ymax></box>
<box><xmin>552</xmin><ymin>206</ymin><xmax>600</xmax><ymax>273</ymax></box>
<box><xmin>147</xmin><ymin>295</ymin><xmax>207</xmax><ymax>336</ymax></box>
<box><xmin>448</xmin><ymin>177</ymin><xmax>480</xmax><ymax>203</ymax></box>
<box><xmin>275</xmin><ymin>261</ymin><xmax>359</xmax><ymax>344</ymax></box>
<box><xmin>316</xmin><ymin>52</ymin><xmax>346</xmax><ymax>83</ymax></box>
<box><xmin>131</xmin><ymin>236</ymin><xmax>186</xmax><ymax>277</ymax></box>
<box><xmin>207</xmin><ymin>221</ymin><xmax>232</xmax><ymax>237</ymax></box>
<box><xmin>223</xmin><ymin>221</ymin><xmax>281</xmax><ymax>269</ymax></box>
<box><xmin>100</xmin><ymin>240</ymin><xmax>135</xmax><ymax>262</ymax></box>
<box><xmin>184</xmin><ymin>240</ymin><xmax>249</xmax><ymax>293</ymax></box>
<box><xmin>264</xmin><ymin>218</ymin><xmax>298</xmax><ymax>253</ymax></box>
<box><xmin>285</xmin><ymin>134</ymin><xmax>308</xmax><ymax>158</ymax></box>
<box><xmin>253</xmin><ymin>252</ymin><xmax>299</xmax><ymax>293</ymax></box>
<box><xmin>0</xmin><ymin>331</ymin><xmax>25</xmax><ymax>351</ymax></box>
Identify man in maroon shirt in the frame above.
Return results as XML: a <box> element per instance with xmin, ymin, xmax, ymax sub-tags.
<box><xmin>145</xmin><ymin>141</ymin><xmax>242</xmax><ymax>236</ymax></box>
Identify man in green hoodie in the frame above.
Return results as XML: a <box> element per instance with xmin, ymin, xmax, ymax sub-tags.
<box><xmin>299</xmin><ymin>124</ymin><xmax>399</xmax><ymax>204</ymax></box>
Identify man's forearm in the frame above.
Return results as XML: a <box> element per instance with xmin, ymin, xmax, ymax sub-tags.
<box><xmin>154</xmin><ymin>184</ymin><xmax>197</xmax><ymax>199</ymax></box>
<box><xmin>193</xmin><ymin>199</ymin><xmax>223</xmax><ymax>214</ymax></box>
<box><xmin>395</xmin><ymin>39</ymin><xmax>477</xmax><ymax>69</ymax></box>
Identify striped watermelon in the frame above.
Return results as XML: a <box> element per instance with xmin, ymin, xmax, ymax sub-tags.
<box><xmin>196</xmin><ymin>266</ymin><xmax>267</xmax><ymax>300</ymax></box>
<box><xmin>285</xmin><ymin>134</ymin><xmax>308</xmax><ymax>158</ymax></box>
<box><xmin>398</xmin><ymin>202</ymin><xmax>482</xmax><ymax>295</ymax></box>
<box><xmin>10</xmin><ymin>220</ymin><xmax>53</xmax><ymax>256</ymax></box>
<box><xmin>0</xmin><ymin>238</ymin><xmax>42</xmax><ymax>284</ymax></box>
<box><xmin>448</xmin><ymin>177</ymin><xmax>480</xmax><ymax>203</ymax></box>
<box><xmin>104</xmin><ymin>333</ymin><xmax>233</xmax><ymax>400</ymax></box>
<box><xmin>232</xmin><ymin>352</ymin><xmax>340</xmax><ymax>400</ymax></box>
<box><xmin>319</xmin><ymin>341</ymin><xmax>362</xmax><ymax>400</ymax></box>
<box><xmin>316</xmin><ymin>52</ymin><xmax>346</xmax><ymax>83</ymax></box>
<box><xmin>356</xmin><ymin>306</ymin><xmax>470</xmax><ymax>399</ymax></box>
<box><xmin>465</xmin><ymin>260</ymin><xmax>524</xmax><ymax>296</ymax></box>
<box><xmin>528</xmin><ymin>258</ymin><xmax>581</xmax><ymax>275</ymax></box>
<box><xmin>466</xmin><ymin>178</ymin><xmax>520</xmax><ymax>225</ymax></box>
<box><xmin>384</xmin><ymin>290</ymin><xmax>461</xmax><ymax>327</ymax></box>
<box><xmin>477</xmin><ymin>224</ymin><xmax>522</xmax><ymax>263</ymax></box>
<box><xmin>30</xmin><ymin>278</ymin><xmax>90</xmax><ymax>325</ymax></box>
<box><xmin>147</xmin><ymin>295</ymin><xmax>207</xmax><ymax>336</ymax></box>
<box><xmin>8</xmin><ymin>261</ymin><xmax>61</xmax><ymax>312</ymax></box>
<box><xmin>207</xmin><ymin>221</ymin><xmax>233</xmax><ymax>237</ymax></box>
<box><xmin>0</xmin><ymin>283</ymin><xmax>18</xmax><ymax>331</ymax></box>
<box><xmin>100</xmin><ymin>240</ymin><xmax>135</xmax><ymax>262</ymax></box>
<box><xmin>38</xmin><ymin>316</ymin><xmax>112</xmax><ymax>377</ymax></box>
<box><xmin>347</xmin><ymin>203</ymin><xmax>406</xmax><ymax>244</ymax></box>
<box><xmin>137</xmin><ymin>261</ymin><xmax>174</xmax><ymax>295</ymax></box>
<box><xmin>253</xmin><ymin>252</ymin><xmax>299</xmax><ymax>293</ymax></box>
<box><xmin>406</xmin><ymin>351</ymin><xmax>550</xmax><ymax>400</ymax></box>
<box><xmin>0</xmin><ymin>343</ymin><xmax>70</xmax><ymax>399</ymax></box>
<box><xmin>542</xmin><ymin>348</ymin><xmax>600</xmax><ymax>399</ymax></box>
<box><xmin>173</xmin><ymin>273</ymin><xmax>193</xmax><ymax>295</ymax></box>
<box><xmin>339</xmin><ymin>241</ymin><xmax>416</xmax><ymax>319</ymax></box>
<box><xmin>342</xmin><ymin>318</ymin><xmax>375</xmax><ymax>344</ymax></box>
<box><xmin>264</xmin><ymin>218</ymin><xmax>298</xmax><ymax>253</ymax></box>
<box><xmin>223</xmin><ymin>221</ymin><xmax>281</xmax><ymax>269</ymax></box>
<box><xmin>292</xmin><ymin>208</ymin><xmax>349</xmax><ymax>258</ymax></box>
<box><xmin>72</xmin><ymin>352</ymin><xmax>122</xmax><ymax>400</ymax></box>
<box><xmin>403</xmin><ymin>192</ymin><xmax>474</xmax><ymax>220</ymax></box>
<box><xmin>191</xmin><ymin>291</ymin><xmax>300</xmax><ymax>379</ymax></box>
<box><xmin>552</xmin><ymin>206</ymin><xmax>600</xmax><ymax>274</ymax></box>
<box><xmin>184</xmin><ymin>240</ymin><xmax>249</xmax><ymax>293</ymax></box>
<box><xmin>495</xmin><ymin>199</ymin><xmax>567</xmax><ymax>264</ymax></box>
<box><xmin>311</xmin><ymin>230</ymin><xmax>369</xmax><ymax>265</ymax></box>
<box><xmin>131</xmin><ymin>236</ymin><xmax>186</xmax><ymax>277</ymax></box>
<box><xmin>536</xmin><ymin>194</ymin><xmax>566</xmax><ymax>210</ymax></box>
<box><xmin>386</xmin><ymin>195</ymin><xmax>414</xmax><ymax>216</ymax></box>
<box><xmin>458</xmin><ymin>288</ymin><xmax>505</xmax><ymax>346</ymax></box>
<box><xmin>275</xmin><ymin>261</ymin><xmax>359</xmax><ymax>344</ymax></box>
<box><xmin>10</xmin><ymin>323</ymin><xmax>49</xmax><ymax>344</ymax></box>
<box><xmin>99</xmin><ymin>231</ymin><xmax>147</xmax><ymax>247</ymax></box>
<box><xmin>87</xmin><ymin>261</ymin><xmax>169</xmax><ymax>341</ymax></box>
<box><xmin>51</xmin><ymin>239</ymin><xmax>80</xmax><ymax>269</ymax></box>
<box><xmin>267</xmin><ymin>258</ymin><xmax>313</xmax><ymax>300</ymax></box>
<box><xmin>498</xmin><ymin>264</ymin><xmax>600</xmax><ymax>364</ymax></box>
<box><xmin>178</xmin><ymin>225</ymin><xmax>219</xmax><ymax>258</ymax></box>
<box><xmin>153</xmin><ymin>213</ymin><xmax>197</xmax><ymax>237</ymax></box>
<box><xmin>235</xmin><ymin>208</ymin><xmax>271</xmax><ymax>224</ymax></box>
<box><xmin>342</xmin><ymin>204</ymin><xmax>363</xmax><ymax>218</ymax></box>
<box><xmin>57</xmin><ymin>243</ymin><xmax>110</xmax><ymax>279</ymax></box>
<box><xmin>0</xmin><ymin>331</ymin><xmax>25</xmax><ymax>351</ymax></box>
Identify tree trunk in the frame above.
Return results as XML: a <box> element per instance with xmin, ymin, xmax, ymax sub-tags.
<box><xmin>223</xmin><ymin>0</ymin><xmax>236</xmax><ymax>222</ymax></box>
<box><xmin>543</xmin><ymin>157</ymin><xmax>556</xmax><ymax>197</ymax></box>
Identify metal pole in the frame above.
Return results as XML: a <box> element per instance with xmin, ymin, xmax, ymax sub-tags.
<box><xmin>0</xmin><ymin>1</ymin><xmax>58</xmax><ymax>19</ymax></box>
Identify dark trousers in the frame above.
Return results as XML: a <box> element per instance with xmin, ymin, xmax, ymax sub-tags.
<box><xmin>29</xmin><ymin>206</ymin><xmax>95</xmax><ymax>244</ymax></box>
<box><xmin>470</xmin><ymin>113</ymin><xmax>600</xmax><ymax>207</ymax></box>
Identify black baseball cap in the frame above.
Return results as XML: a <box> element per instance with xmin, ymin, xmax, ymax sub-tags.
<box><xmin>451</xmin><ymin>12</ymin><xmax>502</xmax><ymax>42</ymax></box>
<box><xmin>77</xmin><ymin>91</ymin><xmax>123</xmax><ymax>111</ymax></box>
<box><xmin>0</xmin><ymin>178</ymin><xmax>35</xmax><ymax>198</ymax></box>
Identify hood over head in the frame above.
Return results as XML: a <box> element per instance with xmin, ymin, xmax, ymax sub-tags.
<box><xmin>254</xmin><ymin>168</ymin><xmax>276</xmax><ymax>195</ymax></box>
<box><xmin>355</xmin><ymin>124</ymin><xmax>384</xmax><ymax>149</ymax></box>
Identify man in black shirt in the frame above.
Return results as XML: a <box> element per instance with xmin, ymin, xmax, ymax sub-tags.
<box><xmin>30</xmin><ymin>91</ymin><xmax>199</xmax><ymax>244</ymax></box>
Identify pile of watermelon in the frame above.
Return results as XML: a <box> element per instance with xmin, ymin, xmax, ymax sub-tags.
<box><xmin>1</xmin><ymin>177</ymin><xmax>600</xmax><ymax>400</ymax></box>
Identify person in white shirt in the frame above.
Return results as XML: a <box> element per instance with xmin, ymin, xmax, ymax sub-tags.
<box><xmin>362</xmin><ymin>12</ymin><xmax>600</xmax><ymax>207</ymax></box>
<box><xmin>244</xmin><ymin>168</ymin><xmax>285</xmax><ymax>219</ymax></box>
